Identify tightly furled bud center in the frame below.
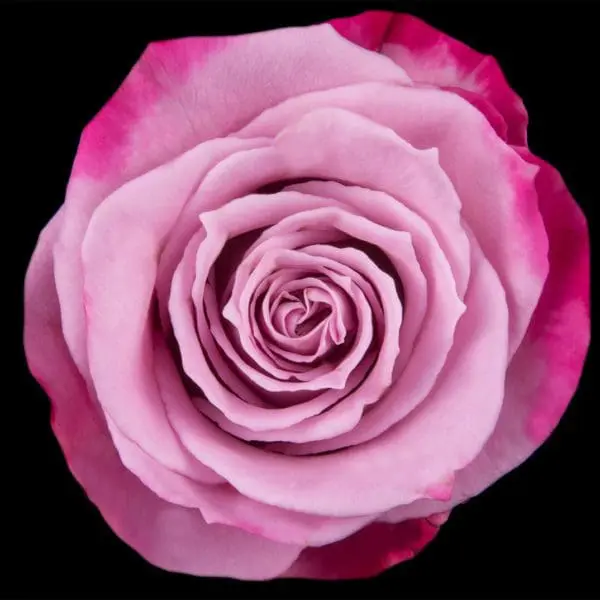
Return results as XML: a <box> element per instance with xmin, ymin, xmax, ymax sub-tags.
<box><xmin>220</xmin><ymin>242</ymin><xmax>385</xmax><ymax>391</ymax></box>
<box><xmin>264</xmin><ymin>277</ymin><xmax>355</xmax><ymax>348</ymax></box>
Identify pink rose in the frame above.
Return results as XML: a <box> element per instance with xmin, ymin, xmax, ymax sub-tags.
<box><xmin>24</xmin><ymin>11</ymin><xmax>589</xmax><ymax>580</ymax></box>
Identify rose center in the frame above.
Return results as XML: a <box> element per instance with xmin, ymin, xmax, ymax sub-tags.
<box><xmin>278</xmin><ymin>292</ymin><xmax>334</xmax><ymax>338</ymax></box>
<box><xmin>268</xmin><ymin>280</ymin><xmax>354</xmax><ymax>352</ymax></box>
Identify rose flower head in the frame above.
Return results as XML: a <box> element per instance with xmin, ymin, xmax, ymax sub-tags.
<box><xmin>24</xmin><ymin>11</ymin><xmax>589</xmax><ymax>580</ymax></box>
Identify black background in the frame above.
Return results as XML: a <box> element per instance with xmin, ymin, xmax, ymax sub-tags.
<box><xmin>3</xmin><ymin>1</ymin><xmax>596</xmax><ymax>598</ymax></box>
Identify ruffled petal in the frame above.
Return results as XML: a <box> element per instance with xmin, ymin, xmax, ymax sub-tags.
<box><xmin>54</xmin><ymin>18</ymin><xmax>411</xmax><ymax>384</ymax></box>
<box><xmin>381</xmin><ymin>150</ymin><xmax>589</xmax><ymax>523</ymax></box>
<box><xmin>238</xmin><ymin>84</ymin><xmax>548</xmax><ymax>357</ymax></box>
<box><xmin>153</xmin><ymin>330</ymin><xmax>376</xmax><ymax>547</ymax></box>
<box><xmin>161</xmin><ymin>232</ymin><xmax>508</xmax><ymax>516</ymax></box>
<box><xmin>24</xmin><ymin>212</ymin><xmax>302</xmax><ymax>580</ymax></box>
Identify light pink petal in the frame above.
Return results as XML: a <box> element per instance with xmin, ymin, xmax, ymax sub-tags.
<box><xmin>234</xmin><ymin>104</ymin><xmax>470</xmax><ymax>303</ymax></box>
<box><xmin>224</xmin><ymin>229</ymin><xmax>353</xmax><ymax>370</ymax></box>
<box><xmin>170</xmin><ymin>228</ymin><xmax>365</xmax><ymax>431</ymax></box>
<box><xmin>238</xmin><ymin>91</ymin><xmax>470</xmax><ymax>298</ymax></box>
<box><xmin>207</xmin><ymin>249</ymin><xmax>374</xmax><ymax>392</ymax></box>
<box><xmin>382</xmin><ymin>151</ymin><xmax>589</xmax><ymax>523</ymax></box>
<box><xmin>198</xmin><ymin>358</ymin><xmax>374</xmax><ymax>445</ymax></box>
<box><xmin>237</xmin><ymin>85</ymin><xmax>548</xmax><ymax>357</ymax></box>
<box><xmin>238</xmin><ymin>273</ymin><xmax>329</xmax><ymax>373</ymax></box>
<box><xmin>253</xmin><ymin>272</ymin><xmax>352</xmax><ymax>365</ymax></box>
<box><xmin>198</xmin><ymin>241</ymin><xmax>398</xmax><ymax>445</ymax></box>
<box><xmin>153</xmin><ymin>331</ymin><xmax>376</xmax><ymax>547</ymax></box>
<box><xmin>377</xmin><ymin>13</ymin><xmax>528</xmax><ymax>145</ymax></box>
<box><xmin>78</xmin><ymin>142</ymin><xmax>270</xmax><ymax>485</ymax></box>
<box><xmin>273</xmin><ymin>107</ymin><xmax>473</xmax><ymax>290</ymax></box>
<box><xmin>153</xmin><ymin>137</ymin><xmax>271</xmax><ymax>329</ymax></box>
<box><xmin>24</xmin><ymin>212</ymin><xmax>301</xmax><ymax>580</ymax></box>
<box><xmin>54</xmin><ymin>136</ymin><xmax>270</xmax><ymax>383</ymax></box>
<box><xmin>268</xmin><ymin>182</ymin><xmax>462</xmax><ymax>454</ymax></box>
<box><xmin>161</xmin><ymin>234</ymin><xmax>508</xmax><ymax>516</ymax></box>
<box><xmin>283</xmin><ymin>518</ymin><xmax>440</xmax><ymax>580</ymax></box>
<box><xmin>54</xmin><ymin>19</ymin><xmax>411</xmax><ymax>382</ymax></box>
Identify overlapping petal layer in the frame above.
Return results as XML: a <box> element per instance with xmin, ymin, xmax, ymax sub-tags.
<box><xmin>23</xmin><ymin>10</ymin><xmax>589</xmax><ymax>582</ymax></box>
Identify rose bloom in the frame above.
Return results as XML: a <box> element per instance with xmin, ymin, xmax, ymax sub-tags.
<box><xmin>24</xmin><ymin>11</ymin><xmax>589</xmax><ymax>580</ymax></box>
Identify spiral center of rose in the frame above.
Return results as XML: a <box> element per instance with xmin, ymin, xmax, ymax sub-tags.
<box><xmin>249</xmin><ymin>269</ymin><xmax>358</xmax><ymax>371</ymax></box>
<box><xmin>270</xmin><ymin>278</ymin><xmax>354</xmax><ymax>346</ymax></box>
<box><xmin>195</xmin><ymin>206</ymin><xmax>405</xmax><ymax>406</ymax></box>
<box><xmin>276</xmin><ymin>290</ymin><xmax>332</xmax><ymax>336</ymax></box>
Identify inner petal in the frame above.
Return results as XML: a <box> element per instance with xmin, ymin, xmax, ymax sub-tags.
<box><xmin>209</xmin><ymin>248</ymin><xmax>374</xmax><ymax>391</ymax></box>
<box><xmin>171</xmin><ymin>232</ymin><xmax>362</xmax><ymax>430</ymax></box>
<box><xmin>257</xmin><ymin>276</ymin><xmax>339</xmax><ymax>365</ymax></box>
<box><xmin>264</xmin><ymin>277</ymin><xmax>354</xmax><ymax>359</ymax></box>
<box><xmin>173</xmin><ymin>191</ymin><xmax>409</xmax><ymax>438</ymax></box>
<box><xmin>295</xmin><ymin>289</ymin><xmax>332</xmax><ymax>336</ymax></box>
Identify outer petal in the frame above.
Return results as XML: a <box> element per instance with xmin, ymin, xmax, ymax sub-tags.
<box><xmin>329</xmin><ymin>10</ymin><xmax>394</xmax><ymax>52</ymax></box>
<box><xmin>457</xmin><ymin>150</ymin><xmax>590</xmax><ymax>491</ymax></box>
<box><xmin>74</xmin><ymin>22</ymin><xmax>410</xmax><ymax>184</ymax></box>
<box><xmin>514</xmin><ymin>150</ymin><xmax>590</xmax><ymax>445</ymax></box>
<box><xmin>382</xmin><ymin>150</ymin><xmax>590</xmax><ymax>523</ymax></box>
<box><xmin>339</xmin><ymin>11</ymin><xmax>528</xmax><ymax>145</ymax></box>
<box><xmin>23</xmin><ymin>213</ymin><xmax>302</xmax><ymax>580</ymax></box>
<box><xmin>54</xmin><ymin>136</ymin><xmax>270</xmax><ymax>383</ymax></box>
<box><xmin>54</xmin><ymin>21</ymin><xmax>410</xmax><ymax>383</ymax></box>
<box><xmin>237</xmin><ymin>84</ymin><xmax>547</xmax><ymax>358</ymax></box>
<box><xmin>78</xmin><ymin>139</ymin><xmax>261</xmax><ymax>484</ymax></box>
<box><xmin>283</xmin><ymin>519</ymin><xmax>439</xmax><ymax>580</ymax></box>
